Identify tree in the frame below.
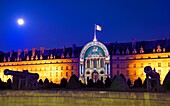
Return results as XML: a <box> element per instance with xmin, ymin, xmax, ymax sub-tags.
<box><xmin>133</xmin><ymin>77</ymin><xmax>142</xmax><ymax>88</ymax></box>
<box><xmin>7</xmin><ymin>78</ymin><xmax>12</xmax><ymax>89</ymax></box>
<box><xmin>38</xmin><ymin>79</ymin><xmax>43</xmax><ymax>89</ymax></box>
<box><xmin>120</xmin><ymin>73</ymin><xmax>126</xmax><ymax>81</ymax></box>
<box><xmin>67</xmin><ymin>74</ymin><xmax>81</xmax><ymax>89</ymax></box>
<box><xmin>163</xmin><ymin>71</ymin><xmax>170</xmax><ymax>91</ymax></box>
<box><xmin>60</xmin><ymin>78</ymin><xmax>67</xmax><ymax>88</ymax></box>
<box><xmin>105</xmin><ymin>77</ymin><xmax>112</xmax><ymax>88</ymax></box>
<box><xmin>43</xmin><ymin>78</ymin><xmax>50</xmax><ymax>89</ymax></box>
<box><xmin>127</xmin><ymin>78</ymin><xmax>132</xmax><ymax>87</ymax></box>
<box><xmin>87</xmin><ymin>79</ymin><xmax>94</xmax><ymax>88</ymax></box>
<box><xmin>110</xmin><ymin>76</ymin><xmax>129</xmax><ymax>91</ymax></box>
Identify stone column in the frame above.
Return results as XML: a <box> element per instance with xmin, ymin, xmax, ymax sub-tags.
<box><xmin>85</xmin><ymin>59</ymin><xmax>87</xmax><ymax>68</ymax></box>
<box><xmin>82</xmin><ymin>65</ymin><xmax>84</xmax><ymax>74</ymax></box>
<box><xmin>79</xmin><ymin>65</ymin><xmax>81</xmax><ymax>74</ymax></box>
<box><xmin>90</xmin><ymin>60</ymin><xmax>92</xmax><ymax>68</ymax></box>
<box><xmin>105</xmin><ymin>64</ymin><xmax>107</xmax><ymax>74</ymax></box>
<box><xmin>96</xmin><ymin>59</ymin><xmax>98</xmax><ymax>68</ymax></box>
<box><xmin>108</xmin><ymin>64</ymin><xmax>110</xmax><ymax>76</ymax></box>
<box><xmin>91</xmin><ymin>59</ymin><xmax>93</xmax><ymax>68</ymax></box>
<box><xmin>98</xmin><ymin>58</ymin><xmax>101</xmax><ymax>68</ymax></box>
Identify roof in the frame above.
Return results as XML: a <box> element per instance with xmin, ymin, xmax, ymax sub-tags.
<box><xmin>1</xmin><ymin>38</ymin><xmax>170</xmax><ymax>62</ymax></box>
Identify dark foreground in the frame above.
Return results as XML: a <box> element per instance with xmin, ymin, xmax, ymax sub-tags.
<box><xmin>0</xmin><ymin>90</ymin><xmax>170</xmax><ymax>106</ymax></box>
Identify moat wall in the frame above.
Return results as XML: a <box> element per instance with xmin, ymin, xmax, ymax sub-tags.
<box><xmin>0</xmin><ymin>91</ymin><xmax>170</xmax><ymax>106</ymax></box>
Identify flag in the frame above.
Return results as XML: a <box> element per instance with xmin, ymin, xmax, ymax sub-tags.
<box><xmin>96</xmin><ymin>24</ymin><xmax>102</xmax><ymax>31</ymax></box>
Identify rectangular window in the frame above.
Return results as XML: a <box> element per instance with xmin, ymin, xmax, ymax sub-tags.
<box><xmin>126</xmin><ymin>64</ymin><xmax>129</xmax><ymax>68</ymax></box>
<box><xmin>61</xmin><ymin>72</ymin><xmax>63</xmax><ymax>77</ymax></box>
<box><xmin>56</xmin><ymin>66</ymin><xmax>58</xmax><ymax>70</ymax></box>
<box><xmin>116</xmin><ymin>57</ymin><xmax>119</xmax><ymax>60</ymax></box>
<box><xmin>117</xmin><ymin>70</ymin><xmax>119</xmax><ymax>75</ymax></box>
<box><xmin>134</xmin><ymin>64</ymin><xmax>136</xmax><ymax>68</ymax></box>
<box><xmin>126</xmin><ymin>70</ymin><xmax>129</xmax><ymax>75</ymax></box>
<box><xmin>116</xmin><ymin>64</ymin><xmax>119</xmax><ymax>68</ymax></box>
<box><xmin>168</xmin><ymin>63</ymin><xmax>170</xmax><ymax>67</ymax></box>
<box><xmin>134</xmin><ymin>71</ymin><xmax>136</xmax><ymax>75</ymax></box>
<box><xmin>141</xmin><ymin>63</ymin><xmax>143</xmax><ymax>68</ymax></box>
<box><xmin>71</xmin><ymin>72</ymin><xmax>73</xmax><ymax>75</ymax></box>
<box><xmin>61</xmin><ymin>66</ymin><xmax>63</xmax><ymax>70</ymax></box>
<box><xmin>66</xmin><ymin>66</ymin><xmax>68</xmax><ymax>70</ymax></box>
<box><xmin>158</xmin><ymin>70</ymin><xmax>161</xmax><ymax>75</ymax></box>
<box><xmin>50</xmin><ymin>72</ymin><xmax>52</xmax><ymax>77</ymax></box>
<box><xmin>158</xmin><ymin>63</ymin><xmax>161</xmax><ymax>67</ymax></box>
<box><xmin>56</xmin><ymin>72</ymin><xmax>58</xmax><ymax>77</ymax></box>
<box><xmin>66</xmin><ymin>72</ymin><xmax>68</xmax><ymax>77</ymax></box>
<box><xmin>72</xmin><ymin>66</ymin><xmax>74</xmax><ymax>70</ymax></box>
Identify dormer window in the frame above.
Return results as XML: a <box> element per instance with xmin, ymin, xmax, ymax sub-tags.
<box><xmin>132</xmin><ymin>49</ymin><xmax>137</xmax><ymax>54</ymax></box>
<box><xmin>126</xmin><ymin>48</ymin><xmax>130</xmax><ymax>54</ymax></box>
<box><xmin>157</xmin><ymin>45</ymin><xmax>162</xmax><ymax>52</ymax></box>
<box><xmin>140</xmin><ymin>46</ymin><xmax>144</xmax><ymax>53</ymax></box>
<box><xmin>116</xmin><ymin>49</ymin><xmax>120</xmax><ymax>55</ymax></box>
<box><xmin>163</xmin><ymin>48</ymin><xmax>166</xmax><ymax>52</ymax></box>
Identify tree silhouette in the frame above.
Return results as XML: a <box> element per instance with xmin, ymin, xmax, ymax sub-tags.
<box><xmin>38</xmin><ymin>79</ymin><xmax>43</xmax><ymax>89</ymax></box>
<box><xmin>43</xmin><ymin>78</ymin><xmax>50</xmax><ymax>89</ymax></box>
<box><xmin>96</xmin><ymin>80</ymin><xmax>104</xmax><ymax>88</ymax></box>
<box><xmin>133</xmin><ymin>77</ymin><xmax>142</xmax><ymax>88</ymax></box>
<box><xmin>112</xmin><ymin>75</ymin><xmax>117</xmax><ymax>82</ymax></box>
<box><xmin>127</xmin><ymin>78</ymin><xmax>132</xmax><ymax>87</ymax></box>
<box><xmin>110</xmin><ymin>76</ymin><xmax>129</xmax><ymax>91</ymax></box>
<box><xmin>105</xmin><ymin>77</ymin><xmax>112</xmax><ymax>88</ymax></box>
<box><xmin>87</xmin><ymin>79</ymin><xmax>94</xmax><ymax>87</ymax></box>
<box><xmin>7</xmin><ymin>78</ymin><xmax>12</xmax><ymax>89</ymax></box>
<box><xmin>67</xmin><ymin>74</ymin><xmax>81</xmax><ymax>89</ymax></box>
<box><xmin>120</xmin><ymin>73</ymin><xmax>126</xmax><ymax>81</ymax></box>
<box><xmin>163</xmin><ymin>71</ymin><xmax>170</xmax><ymax>91</ymax></box>
<box><xmin>60</xmin><ymin>78</ymin><xmax>67</xmax><ymax>88</ymax></box>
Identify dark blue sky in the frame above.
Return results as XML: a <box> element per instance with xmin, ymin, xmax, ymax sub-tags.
<box><xmin>1</xmin><ymin>0</ymin><xmax>170</xmax><ymax>52</ymax></box>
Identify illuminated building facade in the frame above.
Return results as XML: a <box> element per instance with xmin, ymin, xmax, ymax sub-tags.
<box><xmin>79</xmin><ymin>38</ymin><xmax>110</xmax><ymax>84</ymax></box>
<box><xmin>0</xmin><ymin>38</ymin><xmax>170</xmax><ymax>84</ymax></box>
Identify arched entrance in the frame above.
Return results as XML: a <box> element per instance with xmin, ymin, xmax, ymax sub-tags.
<box><xmin>79</xmin><ymin>40</ymin><xmax>110</xmax><ymax>84</ymax></box>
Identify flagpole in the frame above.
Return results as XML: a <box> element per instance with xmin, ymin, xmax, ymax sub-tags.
<box><xmin>93</xmin><ymin>24</ymin><xmax>97</xmax><ymax>41</ymax></box>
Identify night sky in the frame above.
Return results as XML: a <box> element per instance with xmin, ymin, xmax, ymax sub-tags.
<box><xmin>1</xmin><ymin>0</ymin><xmax>170</xmax><ymax>52</ymax></box>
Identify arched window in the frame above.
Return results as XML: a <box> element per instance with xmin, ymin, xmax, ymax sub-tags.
<box><xmin>100</xmin><ymin>59</ymin><xmax>104</xmax><ymax>68</ymax></box>
<box><xmin>94</xmin><ymin>59</ymin><xmax>97</xmax><ymax>68</ymax></box>
<box><xmin>87</xmin><ymin>60</ymin><xmax>90</xmax><ymax>68</ymax></box>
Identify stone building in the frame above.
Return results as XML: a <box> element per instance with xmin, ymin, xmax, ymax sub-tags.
<box><xmin>0</xmin><ymin>37</ymin><xmax>170</xmax><ymax>84</ymax></box>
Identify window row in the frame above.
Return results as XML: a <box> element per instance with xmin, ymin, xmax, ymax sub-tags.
<box><xmin>115</xmin><ymin>55</ymin><xmax>170</xmax><ymax>60</ymax></box>
<box><xmin>116</xmin><ymin>62</ymin><xmax>170</xmax><ymax>68</ymax></box>
<box><xmin>2</xmin><ymin>66</ymin><xmax>75</xmax><ymax>71</ymax></box>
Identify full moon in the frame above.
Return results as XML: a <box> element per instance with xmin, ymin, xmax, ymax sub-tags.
<box><xmin>17</xmin><ymin>18</ymin><xmax>24</xmax><ymax>25</ymax></box>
